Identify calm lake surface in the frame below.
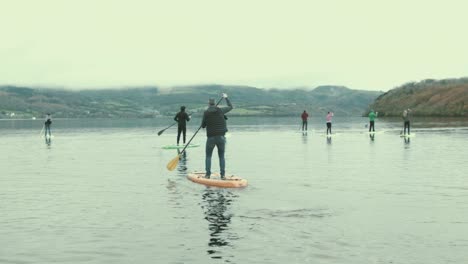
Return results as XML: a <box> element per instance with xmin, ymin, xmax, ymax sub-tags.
<box><xmin>1</xmin><ymin>117</ymin><xmax>468</xmax><ymax>264</ymax></box>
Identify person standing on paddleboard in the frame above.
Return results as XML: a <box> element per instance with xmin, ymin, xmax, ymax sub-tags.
<box><xmin>44</xmin><ymin>113</ymin><xmax>52</xmax><ymax>137</ymax></box>
<box><xmin>174</xmin><ymin>106</ymin><xmax>191</xmax><ymax>145</ymax></box>
<box><xmin>402</xmin><ymin>108</ymin><xmax>412</xmax><ymax>135</ymax></box>
<box><xmin>368</xmin><ymin>110</ymin><xmax>377</xmax><ymax>132</ymax></box>
<box><xmin>326</xmin><ymin>111</ymin><xmax>334</xmax><ymax>135</ymax></box>
<box><xmin>201</xmin><ymin>93</ymin><xmax>233</xmax><ymax>180</ymax></box>
<box><xmin>301</xmin><ymin>110</ymin><xmax>309</xmax><ymax>131</ymax></box>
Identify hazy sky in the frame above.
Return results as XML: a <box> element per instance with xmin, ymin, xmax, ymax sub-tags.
<box><xmin>1</xmin><ymin>0</ymin><xmax>467</xmax><ymax>91</ymax></box>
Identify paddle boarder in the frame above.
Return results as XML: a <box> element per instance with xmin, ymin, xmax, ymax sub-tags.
<box><xmin>368</xmin><ymin>110</ymin><xmax>377</xmax><ymax>132</ymax></box>
<box><xmin>326</xmin><ymin>111</ymin><xmax>334</xmax><ymax>135</ymax></box>
<box><xmin>202</xmin><ymin>93</ymin><xmax>232</xmax><ymax>180</ymax></box>
<box><xmin>44</xmin><ymin>113</ymin><xmax>52</xmax><ymax>137</ymax></box>
<box><xmin>402</xmin><ymin>108</ymin><xmax>411</xmax><ymax>135</ymax></box>
<box><xmin>174</xmin><ymin>106</ymin><xmax>190</xmax><ymax>145</ymax></box>
<box><xmin>301</xmin><ymin>110</ymin><xmax>309</xmax><ymax>131</ymax></box>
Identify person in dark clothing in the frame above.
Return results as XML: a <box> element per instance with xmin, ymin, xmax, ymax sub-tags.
<box><xmin>301</xmin><ymin>110</ymin><xmax>309</xmax><ymax>131</ymax></box>
<box><xmin>44</xmin><ymin>113</ymin><xmax>52</xmax><ymax>137</ymax></box>
<box><xmin>174</xmin><ymin>106</ymin><xmax>190</xmax><ymax>145</ymax></box>
<box><xmin>201</xmin><ymin>93</ymin><xmax>233</xmax><ymax>180</ymax></box>
<box><xmin>402</xmin><ymin>108</ymin><xmax>412</xmax><ymax>135</ymax></box>
<box><xmin>326</xmin><ymin>111</ymin><xmax>334</xmax><ymax>135</ymax></box>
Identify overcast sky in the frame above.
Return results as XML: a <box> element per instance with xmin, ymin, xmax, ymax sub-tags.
<box><xmin>1</xmin><ymin>0</ymin><xmax>467</xmax><ymax>91</ymax></box>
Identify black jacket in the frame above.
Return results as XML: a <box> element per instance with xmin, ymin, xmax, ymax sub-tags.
<box><xmin>201</xmin><ymin>98</ymin><xmax>233</xmax><ymax>137</ymax></box>
<box><xmin>174</xmin><ymin>111</ymin><xmax>190</xmax><ymax>127</ymax></box>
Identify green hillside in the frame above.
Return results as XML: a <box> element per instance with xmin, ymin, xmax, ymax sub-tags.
<box><xmin>369</xmin><ymin>78</ymin><xmax>468</xmax><ymax>117</ymax></box>
<box><xmin>0</xmin><ymin>85</ymin><xmax>381</xmax><ymax>119</ymax></box>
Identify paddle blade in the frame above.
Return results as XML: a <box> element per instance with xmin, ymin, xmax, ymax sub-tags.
<box><xmin>166</xmin><ymin>155</ymin><xmax>181</xmax><ymax>171</ymax></box>
<box><xmin>157</xmin><ymin>129</ymin><xmax>164</xmax><ymax>136</ymax></box>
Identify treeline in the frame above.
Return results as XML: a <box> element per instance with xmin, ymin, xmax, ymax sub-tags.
<box><xmin>0</xmin><ymin>84</ymin><xmax>382</xmax><ymax>118</ymax></box>
<box><xmin>369</xmin><ymin>78</ymin><xmax>468</xmax><ymax>117</ymax></box>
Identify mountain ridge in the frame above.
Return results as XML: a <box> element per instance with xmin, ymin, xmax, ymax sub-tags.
<box><xmin>0</xmin><ymin>84</ymin><xmax>381</xmax><ymax>118</ymax></box>
<box><xmin>369</xmin><ymin>78</ymin><xmax>468</xmax><ymax>117</ymax></box>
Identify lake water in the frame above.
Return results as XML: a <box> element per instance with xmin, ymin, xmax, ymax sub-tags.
<box><xmin>1</xmin><ymin>117</ymin><xmax>468</xmax><ymax>264</ymax></box>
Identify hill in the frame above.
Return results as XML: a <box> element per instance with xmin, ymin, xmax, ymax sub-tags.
<box><xmin>0</xmin><ymin>85</ymin><xmax>381</xmax><ymax>118</ymax></box>
<box><xmin>369</xmin><ymin>78</ymin><xmax>468</xmax><ymax>117</ymax></box>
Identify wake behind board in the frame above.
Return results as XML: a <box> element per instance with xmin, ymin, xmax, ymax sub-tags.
<box><xmin>162</xmin><ymin>143</ymin><xmax>200</xmax><ymax>149</ymax></box>
<box><xmin>187</xmin><ymin>172</ymin><xmax>248</xmax><ymax>188</ymax></box>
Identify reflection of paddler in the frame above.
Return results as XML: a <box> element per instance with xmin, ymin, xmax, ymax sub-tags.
<box><xmin>202</xmin><ymin>189</ymin><xmax>235</xmax><ymax>259</ymax></box>
<box><xmin>176</xmin><ymin>149</ymin><xmax>188</xmax><ymax>175</ymax></box>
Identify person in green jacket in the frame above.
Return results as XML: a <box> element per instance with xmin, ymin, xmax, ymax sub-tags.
<box><xmin>368</xmin><ymin>110</ymin><xmax>377</xmax><ymax>132</ymax></box>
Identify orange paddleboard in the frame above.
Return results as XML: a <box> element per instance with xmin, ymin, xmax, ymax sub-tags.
<box><xmin>187</xmin><ymin>172</ymin><xmax>248</xmax><ymax>188</ymax></box>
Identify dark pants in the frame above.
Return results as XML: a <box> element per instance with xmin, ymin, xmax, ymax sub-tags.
<box><xmin>369</xmin><ymin>121</ymin><xmax>375</xmax><ymax>132</ymax></box>
<box><xmin>45</xmin><ymin>124</ymin><xmax>51</xmax><ymax>136</ymax></box>
<box><xmin>177</xmin><ymin>125</ymin><xmax>186</xmax><ymax>144</ymax></box>
<box><xmin>404</xmin><ymin>121</ymin><xmax>410</xmax><ymax>134</ymax></box>
<box><xmin>326</xmin><ymin>122</ymin><xmax>332</xmax><ymax>134</ymax></box>
<box><xmin>302</xmin><ymin>120</ymin><xmax>307</xmax><ymax>131</ymax></box>
<box><xmin>205</xmin><ymin>136</ymin><xmax>226</xmax><ymax>177</ymax></box>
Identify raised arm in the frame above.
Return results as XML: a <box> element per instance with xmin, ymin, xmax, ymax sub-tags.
<box><xmin>220</xmin><ymin>93</ymin><xmax>233</xmax><ymax>114</ymax></box>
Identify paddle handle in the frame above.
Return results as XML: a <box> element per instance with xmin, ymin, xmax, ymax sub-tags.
<box><xmin>178</xmin><ymin>96</ymin><xmax>224</xmax><ymax>156</ymax></box>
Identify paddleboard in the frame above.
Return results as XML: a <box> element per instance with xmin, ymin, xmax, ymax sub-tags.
<box><xmin>321</xmin><ymin>133</ymin><xmax>339</xmax><ymax>137</ymax></box>
<box><xmin>400</xmin><ymin>133</ymin><xmax>416</xmax><ymax>138</ymax></box>
<box><xmin>367</xmin><ymin>130</ymin><xmax>385</xmax><ymax>135</ymax></box>
<box><xmin>44</xmin><ymin>135</ymin><xmax>54</xmax><ymax>139</ymax></box>
<box><xmin>187</xmin><ymin>172</ymin><xmax>248</xmax><ymax>188</ymax></box>
<box><xmin>162</xmin><ymin>143</ymin><xmax>200</xmax><ymax>149</ymax></box>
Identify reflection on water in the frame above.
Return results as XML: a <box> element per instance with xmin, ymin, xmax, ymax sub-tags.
<box><xmin>45</xmin><ymin>136</ymin><xmax>52</xmax><ymax>147</ymax></box>
<box><xmin>369</xmin><ymin>133</ymin><xmax>375</xmax><ymax>142</ymax></box>
<box><xmin>201</xmin><ymin>189</ymin><xmax>237</xmax><ymax>260</ymax></box>
<box><xmin>302</xmin><ymin>132</ymin><xmax>308</xmax><ymax>144</ymax></box>
<box><xmin>327</xmin><ymin>136</ymin><xmax>332</xmax><ymax>145</ymax></box>
<box><xmin>1</xmin><ymin>118</ymin><xmax>468</xmax><ymax>264</ymax></box>
<box><xmin>404</xmin><ymin>137</ymin><xmax>411</xmax><ymax>147</ymax></box>
<box><xmin>176</xmin><ymin>149</ymin><xmax>188</xmax><ymax>176</ymax></box>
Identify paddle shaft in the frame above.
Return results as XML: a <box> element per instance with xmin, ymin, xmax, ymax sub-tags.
<box><xmin>177</xmin><ymin>97</ymin><xmax>224</xmax><ymax>156</ymax></box>
<box><xmin>158</xmin><ymin>112</ymin><xmax>194</xmax><ymax>135</ymax></box>
<box><xmin>158</xmin><ymin>123</ymin><xmax>176</xmax><ymax>135</ymax></box>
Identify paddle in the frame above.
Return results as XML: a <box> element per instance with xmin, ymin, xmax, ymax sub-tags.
<box><xmin>157</xmin><ymin>112</ymin><xmax>193</xmax><ymax>136</ymax></box>
<box><xmin>157</xmin><ymin>123</ymin><xmax>176</xmax><ymax>136</ymax></box>
<box><xmin>167</xmin><ymin>96</ymin><xmax>224</xmax><ymax>171</ymax></box>
<box><xmin>39</xmin><ymin>125</ymin><xmax>44</xmax><ymax>137</ymax></box>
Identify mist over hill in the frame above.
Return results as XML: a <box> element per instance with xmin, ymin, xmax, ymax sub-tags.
<box><xmin>0</xmin><ymin>84</ymin><xmax>381</xmax><ymax>119</ymax></box>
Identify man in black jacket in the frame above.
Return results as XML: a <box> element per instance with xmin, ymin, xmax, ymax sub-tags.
<box><xmin>174</xmin><ymin>106</ymin><xmax>190</xmax><ymax>145</ymax></box>
<box><xmin>201</xmin><ymin>93</ymin><xmax>232</xmax><ymax>179</ymax></box>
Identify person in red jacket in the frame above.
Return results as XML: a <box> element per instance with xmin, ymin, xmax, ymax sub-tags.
<box><xmin>301</xmin><ymin>110</ymin><xmax>309</xmax><ymax>131</ymax></box>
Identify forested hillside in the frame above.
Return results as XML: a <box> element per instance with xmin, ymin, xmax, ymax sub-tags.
<box><xmin>369</xmin><ymin>78</ymin><xmax>468</xmax><ymax>117</ymax></box>
<box><xmin>0</xmin><ymin>85</ymin><xmax>381</xmax><ymax>118</ymax></box>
